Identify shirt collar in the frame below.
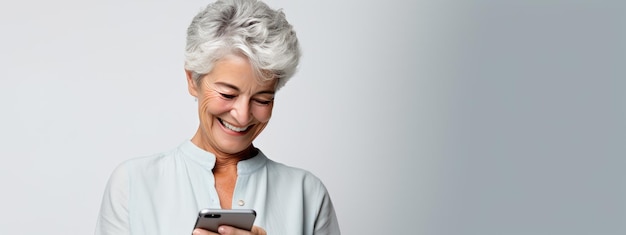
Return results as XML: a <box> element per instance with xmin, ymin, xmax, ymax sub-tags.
<box><xmin>179</xmin><ymin>140</ymin><xmax>267</xmax><ymax>175</ymax></box>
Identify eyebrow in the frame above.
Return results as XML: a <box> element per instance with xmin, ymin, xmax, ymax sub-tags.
<box><xmin>214</xmin><ymin>82</ymin><xmax>275</xmax><ymax>95</ymax></box>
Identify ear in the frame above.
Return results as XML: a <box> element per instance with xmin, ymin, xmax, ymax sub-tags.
<box><xmin>185</xmin><ymin>69</ymin><xmax>199</xmax><ymax>97</ymax></box>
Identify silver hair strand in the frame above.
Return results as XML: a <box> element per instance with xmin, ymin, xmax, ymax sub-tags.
<box><xmin>184</xmin><ymin>0</ymin><xmax>301</xmax><ymax>90</ymax></box>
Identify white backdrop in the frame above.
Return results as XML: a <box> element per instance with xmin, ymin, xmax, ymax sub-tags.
<box><xmin>1</xmin><ymin>0</ymin><xmax>624</xmax><ymax>234</ymax></box>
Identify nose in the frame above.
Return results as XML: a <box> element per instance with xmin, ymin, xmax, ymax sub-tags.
<box><xmin>230</xmin><ymin>98</ymin><xmax>252</xmax><ymax>125</ymax></box>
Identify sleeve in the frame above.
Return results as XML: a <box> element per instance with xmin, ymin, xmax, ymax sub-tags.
<box><xmin>313</xmin><ymin>186</ymin><xmax>341</xmax><ymax>235</ymax></box>
<box><xmin>95</xmin><ymin>163</ymin><xmax>131</xmax><ymax>235</ymax></box>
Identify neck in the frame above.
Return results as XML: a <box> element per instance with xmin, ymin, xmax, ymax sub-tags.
<box><xmin>190</xmin><ymin>130</ymin><xmax>257</xmax><ymax>170</ymax></box>
<box><xmin>212</xmin><ymin>146</ymin><xmax>256</xmax><ymax>172</ymax></box>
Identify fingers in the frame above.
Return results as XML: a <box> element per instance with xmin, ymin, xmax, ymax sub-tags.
<box><xmin>215</xmin><ymin>225</ymin><xmax>266</xmax><ymax>235</ymax></box>
<box><xmin>192</xmin><ymin>228</ymin><xmax>219</xmax><ymax>235</ymax></box>
<box><xmin>251</xmin><ymin>226</ymin><xmax>267</xmax><ymax>235</ymax></box>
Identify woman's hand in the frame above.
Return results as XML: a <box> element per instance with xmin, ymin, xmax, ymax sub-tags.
<box><xmin>192</xmin><ymin>226</ymin><xmax>266</xmax><ymax>235</ymax></box>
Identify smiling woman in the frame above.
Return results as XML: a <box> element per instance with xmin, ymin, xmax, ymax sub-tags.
<box><xmin>94</xmin><ymin>0</ymin><xmax>340</xmax><ymax>235</ymax></box>
<box><xmin>186</xmin><ymin>54</ymin><xmax>276</xmax><ymax>162</ymax></box>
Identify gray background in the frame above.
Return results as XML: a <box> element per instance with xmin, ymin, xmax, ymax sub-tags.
<box><xmin>1</xmin><ymin>0</ymin><xmax>624</xmax><ymax>234</ymax></box>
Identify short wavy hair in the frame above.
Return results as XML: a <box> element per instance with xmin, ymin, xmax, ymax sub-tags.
<box><xmin>184</xmin><ymin>0</ymin><xmax>300</xmax><ymax>90</ymax></box>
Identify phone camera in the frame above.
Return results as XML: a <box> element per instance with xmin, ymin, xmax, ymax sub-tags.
<box><xmin>204</xmin><ymin>214</ymin><xmax>221</xmax><ymax>218</ymax></box>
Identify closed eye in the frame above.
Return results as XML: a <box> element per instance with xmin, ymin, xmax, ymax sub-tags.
<box><xmin>254</xmin><ymin>99</ymin><xmax>273</xmax><ymax>105</ymax></box>
<box><xmin>219</xmin><ymin>93</ymin><xmax>236</xmax><ymax>99</ymax></box>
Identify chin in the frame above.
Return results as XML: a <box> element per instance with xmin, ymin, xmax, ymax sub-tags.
<box><xmin>222</xmin><ymin>146</ymin><xmax>253</xmax><ymax>155</ymax></box>
<box><xmin>215</xmin><ymin>139</ymin><xmax>253</xmax><ymax>154</ymax></box>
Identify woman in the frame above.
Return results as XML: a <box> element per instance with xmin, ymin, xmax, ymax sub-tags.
<box><xmin>94</xmin><ymin>0</ymin><xmax>340</xmax><ymax>234</ymax></box>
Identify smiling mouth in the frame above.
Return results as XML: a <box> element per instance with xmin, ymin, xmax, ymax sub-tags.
<box><xmin>218</xmin><ymin>118</ymin><xmax>252</xmax><ymax>133</ymax></box>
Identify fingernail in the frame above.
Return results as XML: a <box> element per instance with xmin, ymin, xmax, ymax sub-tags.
<box><xmin>218</xmin><ymin>226</ymin><xmax>225</xmax><ymax>233</ymax></box>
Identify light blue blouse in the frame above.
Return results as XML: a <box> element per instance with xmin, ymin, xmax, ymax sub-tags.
<box><xmin>95</xmin><ymin>140</ymin><xmax>340</xmax><ymax>235</ymax></box>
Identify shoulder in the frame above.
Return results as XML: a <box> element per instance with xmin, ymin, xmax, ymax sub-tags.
<box><xmin>265</xmin><ymin>159</ymin><xmax>317</xmax><ymax>179</ymax></box>
<box><xmin>122</xmin><ymin>149</ymin><xmax>177</xmax><ymax>168</ymax></box>
<box><xmin>107</xmin><ymin>147</ymin><xmax>182</xmax><ymax>184</ymax></box>
<box><xmin>122</xmin><ymin>146</ymin><xmax>181</xmax><ymax>169</ymax></box>
<box><xmin>264</xmin><ymin>158</ymin><xmax>330</xmax><ymax>194</ymax></box>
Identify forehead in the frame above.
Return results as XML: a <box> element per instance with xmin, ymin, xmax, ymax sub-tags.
<box><xmin>205</xmin><ymin>55</ymin><xmax>277</xmax><ymax>91</ymax></box>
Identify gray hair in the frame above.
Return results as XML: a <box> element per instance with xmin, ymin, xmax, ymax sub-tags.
<box><xmin>184</xmin><ymin>0</ymin><xmax>301</xmax><ymax>90</ymax></box>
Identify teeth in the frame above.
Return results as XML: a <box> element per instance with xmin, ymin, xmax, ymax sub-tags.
<box><xmin>222</xmin><ymin>120</ymin><xmax>249</xmax><ymax>132</ymax></box>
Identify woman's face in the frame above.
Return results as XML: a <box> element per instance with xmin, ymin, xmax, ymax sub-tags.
<box><xmin>187</xmin><ymin>54</ymin><xmax>276</xmax><ymax>155</ymax></box>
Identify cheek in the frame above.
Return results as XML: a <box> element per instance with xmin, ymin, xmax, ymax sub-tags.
<box><xmin>200</xmin><ymin>94</ymin><xmax>231</xmax><ymax>116</ymax></box>
<box><xmin>252</xmin><ymin>105</ymin><xmax>273</xmax><ymax>123</ymax></box>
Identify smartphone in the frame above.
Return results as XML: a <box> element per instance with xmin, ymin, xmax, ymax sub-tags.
<box><xmin>193</xmin><ymin>208</ymin><xmax>257</xmax><ymax>233</ymax></box>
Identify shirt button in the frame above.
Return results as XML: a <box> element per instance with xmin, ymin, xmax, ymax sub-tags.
<box><xmin>237</xmin><ymin>200</ymin><xmax>245</xmax><ymax>206</ymax></box>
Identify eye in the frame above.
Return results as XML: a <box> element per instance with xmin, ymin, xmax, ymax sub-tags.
<box><xmin>219</xmin><ymin>93</ymin><xmax>236</xmax><ymax>99</ymax></box>
<box><xmin>253</xmin><ymin>99</ymin><xmax>273</xmax><ymax>105</ymax></box>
